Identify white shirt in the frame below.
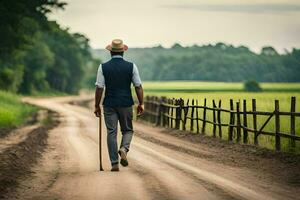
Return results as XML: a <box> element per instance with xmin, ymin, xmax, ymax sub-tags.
<box><xmin>95</xmin><ymin>55</ymin><xmax>142</xmax><ymax>88</ymax></box>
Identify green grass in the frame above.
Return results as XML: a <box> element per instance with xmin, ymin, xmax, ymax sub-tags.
<box><xmin>0</xmin><ymin>90</ymin><xmax>38</xmax><ymax>128</ymax></box>
<box><xmin>142</xmin><ymin>81</ymin><xmax>300</xmax><ymax>152</ymax></box>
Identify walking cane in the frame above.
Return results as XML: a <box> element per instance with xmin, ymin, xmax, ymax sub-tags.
<box><xmin>99</xmin><ymin>115</ymin><xmax>104</xmax><ymax>171</ymax></box>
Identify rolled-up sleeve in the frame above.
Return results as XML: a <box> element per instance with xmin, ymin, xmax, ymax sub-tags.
<box><xmin>95</xmin><ymin>64</ymin><xmax>105</xmax><ymax>88</ymax></box>
<box><xmin>132</xmin><ymin>63</ymin><xmax>142</xmax><ymax>87</ymax></box>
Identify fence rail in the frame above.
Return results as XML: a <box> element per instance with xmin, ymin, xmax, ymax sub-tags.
<box><xmin>139</xmin><ymin>96</ymin><xmax>300</xmax><ymax>151</ymax></box>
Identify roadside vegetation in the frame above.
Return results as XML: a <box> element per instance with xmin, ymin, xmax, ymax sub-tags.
<box><xmin>0</xmin><ymin>91</ymin><xmax>37</xmax><ymax>128</ymax></box>
<box><xmin>0</xmin><ymin>0</ymin><xmax>98</xmax><ymax>95</ymax></box>
<box><xmin>0</xmin><ymin>0</ymin><xmax>98</xmax><ymax>135</ymax></box>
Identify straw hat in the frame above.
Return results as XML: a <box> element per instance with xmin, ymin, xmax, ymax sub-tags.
<box><xmin>106</xmin><ymin>39</ymin><xmax>128</xmax><ymax>52</ymax></box>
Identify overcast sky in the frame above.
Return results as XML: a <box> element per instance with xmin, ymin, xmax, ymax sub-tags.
<box><xmin>49</xmin><ymin>0</ymin><xmax>300</xmax><ymax>52</ymax></box>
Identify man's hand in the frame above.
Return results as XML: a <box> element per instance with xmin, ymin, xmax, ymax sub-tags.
<box><xmin>137</xmin><ymin>104</ymin><xmax>144</xmax><ymax>116</ymax></box>
<box><xmin>94</xmin><ymin>106</ymin><xmax>101</xmax><ymax>117</ymax></box>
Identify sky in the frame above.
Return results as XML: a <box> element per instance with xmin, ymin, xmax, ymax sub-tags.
<box><xmin>49</xmin><ymin>0</ymin><xmax>300</xmax><ymax>52</ymax></box>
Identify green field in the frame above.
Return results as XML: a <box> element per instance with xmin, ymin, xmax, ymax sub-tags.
<box><xmin>142</xmin><ymin>81</ymin><xmax>300</xmax><ymax>152</ymax></box>
<box><xmin>0</xmin><ymin>91</ymin><xmax>38</xmax><ymax>128</ymax></box>
<box><xmin>143</xmin><ymin>81</ymin><xmax>300</xmax><ymax>93</ymax></box>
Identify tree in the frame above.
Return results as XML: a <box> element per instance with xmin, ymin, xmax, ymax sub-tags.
<box><xmin>0</xmin><ymin>0</ymin><xmax>66</xmax><ymax>58</ymax></box>
<box><xmin>0</xmin><ymin>1</ymin><xmax>95</xmax><ymax>94</ymax></box>
<box><xmin>19</xmin><ymin>33</ymin><xmax>54</xmax><ymax>94</ymax></box>
<box><xmin>93</xmin><ymin>43</ymin><xmax>300</xmax><ymax>82</ymax></box>
<box><xmin>244</xmin><ymin>80</ymin><xmax>262</xmax><ymax>92</ymax></box>
<box><xmin>171</xmin><ymin>43</ymin><xmax>183</xmax><ymax>49</ymax></box>
<box><xmin>261</xmin><ymin>46</ymin><xmax>278</xmax><ymax>56</ymax></box>
<box><xmin>44</xmin><ymin>22</ymin><xmax>92</xmax><ymax>94</ymax></box>
<box><xmin>0</xmin><ymin>61</ymin><xmax>24</xmax><ymax>92</ymax></box>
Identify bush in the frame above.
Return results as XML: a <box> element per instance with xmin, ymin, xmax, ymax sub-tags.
<box><xmin>244</xmin><ymin>80</ymin><xmax>262</xmax><ymax>92</ymax></box>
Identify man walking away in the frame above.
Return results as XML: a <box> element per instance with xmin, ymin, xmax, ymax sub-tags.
<box><xmin>94</xmin><ymin>39</ymin><xmax>144</xmax><ymax>172</ymax></box>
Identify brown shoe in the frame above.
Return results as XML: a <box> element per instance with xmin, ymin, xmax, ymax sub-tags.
<box><xmin>111</xmin><ymin>164</ymin><xmax>119</xmax><ymax>172</ymax></box>
<box><xmin>118</xmin><ymin>149</ymin><xmax>128</xmax><ymax>167</ymax></box>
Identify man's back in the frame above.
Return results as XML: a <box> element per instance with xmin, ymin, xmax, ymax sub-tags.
<box><xmin>102</xmin><ymin>56</ymin><xmax>134</xmax><ymax>107</ymax></box>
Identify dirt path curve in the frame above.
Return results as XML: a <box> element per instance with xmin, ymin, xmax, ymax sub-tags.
<box><xmin>17</xmin><ymin>95</ymin><xmax>297</xmax><ymax>200</ymax></box>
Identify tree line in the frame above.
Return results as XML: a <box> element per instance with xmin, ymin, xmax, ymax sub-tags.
<box><xmin>93</xmin><ymin>43</ymin><xmax>300</xmax><ymax>82</ymax></box>
<box><xmin>0</xmin><ymin>0</ymin><xmax>98</xmax><ymax>94</ymax></box>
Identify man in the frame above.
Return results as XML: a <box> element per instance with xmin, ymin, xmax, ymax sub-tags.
<box><xmin>94</xmin><ymin>39</ymin><xmax>144</xmax><ymax>172</ymax></box>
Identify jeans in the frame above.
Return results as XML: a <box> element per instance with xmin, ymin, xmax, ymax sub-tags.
<box><xmin>103</xmin><ymin>106</ymin><xmax>133</xmax><ymax>166</ymax></box>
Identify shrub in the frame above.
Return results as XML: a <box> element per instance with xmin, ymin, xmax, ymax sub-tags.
<box><xmin>244</xmin><ymin>80</ymin><xmax>262</xmax><ymax>92</ymax></box>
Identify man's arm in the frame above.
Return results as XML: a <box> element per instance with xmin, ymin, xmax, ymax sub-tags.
<box><xmin>94</xmin><ymin>64</ymin><xmax>105</xmax><ymax>117</ymax></box>
<box><xmin>135</xmin><ymin>85</ymin><xmax>144</xmax><ymax>116</ymax></box>
<box><xmin>95</xmin><ymin>87</ymin><xmax>103</xmax><ymax>107</ymax></box>
<box><xmin>132</xmin><ymin>63</ymin><xmax>144</xmax><ymax>115</ymax></box>
<box><xmin>94</xmin><ymin>87</ymin><xmax>104</xmax><ymax>117</ymax></box>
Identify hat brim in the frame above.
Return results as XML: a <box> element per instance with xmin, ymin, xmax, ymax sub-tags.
<box><xmin>106</xmin><ymin>44</ymin><xmax>128</xmax><ymax>52</ymax></box>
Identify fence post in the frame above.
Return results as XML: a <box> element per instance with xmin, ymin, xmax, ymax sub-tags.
<box><xmin>162</xmin><ymin>97</ymin><xmax>166</xmax><ymax>127</ymax></box>
<box><xmin>170</xmin><ymin>99</ymin><xmax>174</xmax><ymax>128</ymax></box>
<box><xmin>201</xmin><ymin>98</ymin><xmax>207</xmax><ymax>134</ymax></box>
<box><xmin>275</xmin><ymin>100</ymin><xmax>281</xmax><ymax>151</ymax></box>
<box><xmin>182</xmin><ymin>99</ymin><xmax>189</xmax><ymax>131</ymax></box>
<box><xmin>150</xmin><ymin>96</ymin><xmax>154</xmax><ymax>123</ymax></box>
<box><xmin>156</xmin><ymin>97</ymin><xmax>163</xmax><ymax>126</ymax></box>
<box><xmin>154</xmin><ymin>97</ymin><xmax>157</xmax><ymax>124</ymax></box>
<box><xmin>252</xmin><ymin>99</ymin><xmax>258</xmax><ymax>145</ymax></box>
<box><xmin>180</xmin><ymin>98</ymin><xmax>184</xmax><ymax>130</ymax></box>
<box><xmin>291</xmin><ymin>96</ymin><xmax>296</xmax><ymax>149</ymax></box>
<box><xmin>175</xmin><ymin>99</ymin><xmax>180</xmax><ymax>130</ymax></box>
<box><xmin>143</xmin><ymin>96</ymin><xmax>148</xmax><ymax>121</ymax></box>
<box><xmin>166</xmin><ymin>99</ymin><xmax>170</xmax><ymax>128</ymax></box>
<box><xmin>190</xmin><ymin>99</ymin><xmax>195</xmax><ymax>132</ymax></box>
<box><xmin>212</xmin><ymin>100</ymin><xmax>217</xmax><ymax>138</ymax></box>
<box><xmin>236</xmin><ymin>101</ymin><xmax>241</xmax><ymax>143</ymax></box>
<box><xmin>169</xmin><ymin>99</ymin><xmax>172</xmax><ymax>128</ymax></box>
<box><xmin>148</xmin><ymin>96</ymin><xmax>151</xmax><ymax>122</ymax></box>
<box><xmin>228</xmin><ymin>99</ymin><xmax>234</xmax><ymax>142</ymax></box>
<box><xmin>154</xmin><ymin>96</ymin><xmax>157</xmax><ymax>124</ymax></box>
<box><xmin>217</xmin><ymin>100</ymin><xmax>222</xmax><ymax>138</ymax></box>
<box><xmin>164</xmin><ymin>97</ymin><xmax>168</xmax><ymax>127</ymax></box>
<box><xmin>243</xmin><ymin>99</ymin><xmax>248</xmax><ymax>144</ymax></box>
<box><xmin>150</xmin><ymin>96</ymin><xmax>154</xmax><ymax>122</ymax></box>
<box><xmin>196</xmin><ymin>100</ymin><xmax>200</xmax><ymax>134</ymax></box>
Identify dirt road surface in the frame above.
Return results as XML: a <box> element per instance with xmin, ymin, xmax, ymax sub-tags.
<box><xmin>12</xmin><ymin>95</ymin><xmax>298</xmax><ymax>200</ymax></box>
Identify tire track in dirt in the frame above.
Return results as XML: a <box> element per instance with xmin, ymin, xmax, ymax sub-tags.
<box><xmin>0</xmin><ymin>111</ymin><xmax>59</xmax><ymax>200</ymax></box>
<box><xmin>131</xmin><ymin>143</ymin><xmax>247</xmax><ymax>200</ymax></box>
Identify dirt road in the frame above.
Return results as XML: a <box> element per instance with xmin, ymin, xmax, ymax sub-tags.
<box><xmin>13</xmin><ymin>95</ymin><xmax>298</xmax><ymax>200</ymax></box>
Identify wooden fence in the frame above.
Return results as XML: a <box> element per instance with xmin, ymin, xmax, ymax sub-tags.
<box><xmin>139</xmin><ymin>96</ymin><xmax>300</xmax><ymax>151</ymax></box>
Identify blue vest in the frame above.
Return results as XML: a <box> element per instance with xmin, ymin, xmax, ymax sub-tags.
<box><xmin>102</xmin><ymin>57</ymin><xmax>134</xmax><ymax>107</ymax></box>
